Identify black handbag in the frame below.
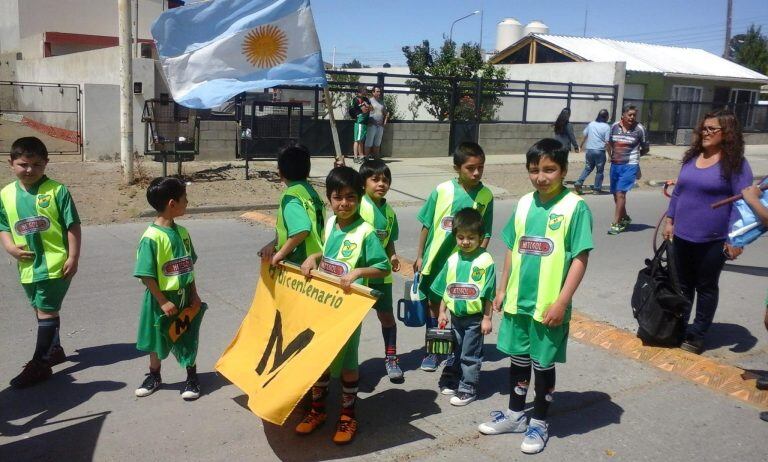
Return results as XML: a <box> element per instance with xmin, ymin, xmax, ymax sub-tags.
<box><xmin>631</xmin><ymin>240</ymin><xmax>691</xmax><ymax>346</ymax></box>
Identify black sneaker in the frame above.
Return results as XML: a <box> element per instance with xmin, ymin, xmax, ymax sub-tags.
<box><xmin>135</xmin><ymin>372</ymin><xmax>162</xmax><ymax>397</ymax></box>
<box><xmin>10</xmin><ymin>359</ymin><xmax>52</xmax><ymax>389</ymax></box>
<box><xmin>182</xmin><ymin>378</ymin><xmax>201</xmax><ymax>401</ymax></box>
<box><xmin>45</xmin><ymin>345</ymin><xmax>67</xmax><ymax>366</ymax></box>
<box><xmin>680</xmin><ymin>334</ymin><xmax>704</xmax><ymax>355</ymax></box>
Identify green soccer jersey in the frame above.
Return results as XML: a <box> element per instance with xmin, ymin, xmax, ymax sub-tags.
<box><xmin>275</xmin><ymin>180</ymin><xmax>325</xmax><ymax>265</ymax></box>
<box><xmin>500</xmin><ymin>189</ymin><xmax>593</xmax><ymax>322</ymax></box>
<box><xmin>417</xmin><ymin>179</ymin><xmax>494</xmax><ymax>276</ymax></box>
<box><xmin>359</xmin><ymin>194</ymin><xmax>398</xmax><ymax>284</ymax></box>
<box><xmin>430</xmin><ymin>249</ymin><xmax>496</xmax><ymax>316</ymax></box>
<box><xmin>320</xmin><ymin>215</ymin><xmax>390</xmax><ymax>285</ymax></box>
<box><xmin>0</xmin><ymin>176</ymin><xmax>80</xmax><ymax>283</ymax></box>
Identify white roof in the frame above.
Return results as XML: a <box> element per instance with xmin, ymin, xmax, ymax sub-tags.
<box><xmin>533</xmin><ymin>34</ymin><xmax>768</xmax><ymax>82</ymax></box>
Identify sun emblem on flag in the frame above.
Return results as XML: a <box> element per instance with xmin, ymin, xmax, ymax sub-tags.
<box><xmin>242</xmin><ymin>25</ymin><xmax>288</xmax><ymax>68</ymax></box>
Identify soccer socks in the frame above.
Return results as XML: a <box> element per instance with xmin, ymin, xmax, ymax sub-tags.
<box><xmin>311</xmin><ymin>373</ymin><xmax>330</xmax><ymax>414</ymax></box>
<box><xmin>341</xmin><ymin>379</ymin><xmax>359</xmax><ymax>418</ymax></box>
<box><xmin>509</xmin><ymin>355</ymin><xmax>532</xmax><ymax>412</ymax></box>
<box><xmin>186</xmin><ymin>364</ymin><xmax>197</xmax><ymax>380</ymax></box>
<box><xmin>33</xmin><ymin>317</ymin><xmax>60</xmax><ymax>362</ymax></box>
<box><xmin>381</xmin><ymin>325</ymin><xmax>397</xmax><ymax>356</ymax></box>
<box><xmin>532</xmin><ymin>363</ymin><xmax>556</xmax><ymax>421</ymax></box>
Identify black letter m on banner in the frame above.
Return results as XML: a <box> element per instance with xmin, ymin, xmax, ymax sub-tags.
<box><xmin>255</xmin><ymin>310</ymin><xmax>314</xmax><ymax>387</ymax></box>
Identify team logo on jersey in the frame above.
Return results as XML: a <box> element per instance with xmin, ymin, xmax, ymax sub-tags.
<box><xmin>518</xmin><ymin>236</ymin><xmax>554</xmax><ymax>256</ymax></box>
<box><xmin>162</xmin><ymin>256</ymin><xmax>194</xmax><ymax>276</ymax></box>
<box><xmin>36</xmin><ymin>194</ymin><xmax>52</xmax><ymax>209</ymax></box>
<box><xmin>475</xmin><ymin>203</ymin><xmax>486</xmax><ymax>215</ymax></box>
<box><xmin>471</xmin><ymin>266</ymin><xmax>485</xmax><ymax>282</ymax></box>
<box><xmin>341</xmin><ymin>240</ymin><xmax>357</xmax><ymax>257</ymax></box>
<box><xmin>440</xmin><ymin>216</ymin><xmax>454</xmax><ymax>232</ymax></box>
<box><xmin>320</xmin><ymin>257</ymin><xmax>349</xmax><ymax>276</ymax></box>
<box><xmin>548</xmin><ymin>213</ymin><xmax>564</xmax><ymax>230</ymax></box>
<box><xmin>447</xmin><ymin>282</ymin><xmax>480</xmax><ymax>300</ymax></box>
<box><xmin>14</xmin><ymin>216</ymin><xmax>50</xmax><ymax>235</ymax></box>
<box><xmin>376</xmin><ymin>229</ymin><xmax>388</xmax><ymax>241</ymax></box>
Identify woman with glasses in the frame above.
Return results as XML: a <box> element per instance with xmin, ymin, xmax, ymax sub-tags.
<box><xmin>662</xmin><ymin>110</ymin><xmax>753</xmax><ymax>354</ymax></box>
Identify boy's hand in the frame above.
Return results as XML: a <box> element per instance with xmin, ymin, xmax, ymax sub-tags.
<box><xmin>412</xmin><ymin>257</ymin><xmax>422</xmax><ymax>274</ymax></box>
<box><xmin>390</xmin><ymin>254</ymin><xmax>401</xmax><ymax>272</ymax></box>
<box><xmin>339</xmin><ymin>269</ymin><xmax>360</xmax><ymax>293</ymax></box>
<box><xmin>541</xmin><ymin>301</ymin><xmax>566</xmax><ymax>327</ymax></box>
<box><xmin>481</xmin><ymin>315</ymin><xmax>492</xmax><ymax>335</ymax></box>
<box><xmin>62</xmin><ymin>256</ymin><xmax>79</xmax><ymax>279</ymax></box>
<box><xmin>160</xmin><ymin>301</ymin><xmax>178</xmax><ymax>317</ymax></box>
<box><xmin>742</xmin><ymin>185</ymin><xmax>762</xmax><ymax>203</ymax></box>
<box><xmin>492</xmin><ymin>290</ymin><xmax>505</xmax><ymax>312</ymax></box>
<box><xmin>301</xmin><ymin>258</ymin><xmax>318</xmax><ymax>277</ymax></box>
<box><xmin>437</xmin><ymin>311</ymin><xmax>449</xmax><ymax>328</ymax></box>
<box><xmin>8</xmin><ymin>244</ymin><xmax>34</xmax><ymax>262</ymax></box>
<box><xmin>259</xmin><ymin>242</ymin><xmax>276</xmax><ymax>263</ymax></box>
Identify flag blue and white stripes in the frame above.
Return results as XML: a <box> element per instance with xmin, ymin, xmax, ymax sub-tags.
<box><xmin>152</xmin><ymin>0</ymin><xmax>326</xmax><ymax>109</ymax></box>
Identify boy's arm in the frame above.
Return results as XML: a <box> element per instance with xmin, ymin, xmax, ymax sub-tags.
<box><xmin>140</xmin><ymin>277</ymin><xmax>178</xmax><ymax>316</ymax></box>
<box><xmin>0</xmin><ymin>231</ymin><xmax>34</xmax><ymax>261</ymax></box>
<box><xmin>62</xmin><ymin>223</ymin><xmax>81</xmax><ymax>279</ymax></box>
<box><xmin>437</xmin><ymin>299</ymin><xmax>449</xmax><ymax>327</ymax></box>
<box><xmin>271</xmin><ymin>231</ymin><xmax>310</xmax><ymax>265</ymax></box>
<box><xmin>541</xmin><ymin>251</ymin><xmax>589</xmax><ymax>327</ymax></box>
<box><xmin>386</xmin><ymin>241</ymin><xmax>400</xmax><ymax>272</ymax></box>
<box><xmin>481</xmin><ymin>299</ymin><xmax>493</xmax><ymax>334</ymax></box>
<box><xmin>413</xmin><ymin>226</ymin><xmax>429</xmax><ymax>272</ymax></box>
<box><xmin>301</xmin><ymin>252</ymin><xmax>323</xmax><ymax>277</ymax></box>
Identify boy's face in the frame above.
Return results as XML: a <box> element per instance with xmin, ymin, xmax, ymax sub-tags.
<box><xmin>329</xmin><ymin>186</ymin><xmax>359</xmax><ymax>221</ymax></box>
<box><xmin>528</xmin><ymin>156</ymin><xmax>566</xmax><ymax>196</ymax></box>
<box><xmin>454</xmin><ymin>156</ymin><xmax>484</xmax><ymax>188</ymax></box>
<box><xmin>364</xmin><ymin>174</ymin><xmax>390</xmax><ymax>201</ymax></box>
<box><xmin>167</xmin><ymin>192</ymin><xmax>189</xmax><ymax>217</ymax></box>
<box><xmin>9</xmin><ymin>154</ymin><xmax>47</xmax><ymax>187</ymax></box>
<box><xmin>455</xmin><ymin>229</ymin><xmax>481</xmax><ymax>254</ymax></box>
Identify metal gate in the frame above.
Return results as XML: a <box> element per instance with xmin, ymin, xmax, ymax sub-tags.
<box><xmin>0</xmin><ymin>81</ymin><xmax>82</xmax><ymax>158</ymax></box>
<box><xmin>236</xmin><ymin>98</ymin><xmax>303</xmax><ymax>178</ymax></box>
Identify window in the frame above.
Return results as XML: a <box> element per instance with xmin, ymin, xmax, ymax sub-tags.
<box><xmin>730</xmin><ymin>89</ymin><xmax>758</xmax><ymax>129</ymax></box>
<box><xmin>671</xmin><ymin>85</ymin><xmax>703</xmax><ymax>128</ymax></box>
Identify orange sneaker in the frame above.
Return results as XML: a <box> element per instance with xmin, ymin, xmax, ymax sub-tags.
<box><xmin>332</xmin><ymin>414</ymin><xmax>358</xmax><ymax>445</ymax></box>
<box><xmin>295</xmin><ymin>410</ymin><xmax>327</xmax><ymax>435</ymax></box>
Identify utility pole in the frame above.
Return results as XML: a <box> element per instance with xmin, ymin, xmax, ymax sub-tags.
<box><xmin>583</xmin><ymin>2</ymin><xmax>589</xmax><ymax>37</ymax></box>
<box><xmin>723</xmin><ymin>0</ymin><xmax>733</xmax><ymax>59</ymax></box>
<box><xmin>119</xmin><ymin>0</ymin><xmax>134</xmax><ymax>184</ymax></box>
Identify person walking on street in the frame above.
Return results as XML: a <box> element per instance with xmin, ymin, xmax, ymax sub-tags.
<box><xmin>607</xmin><ymin>105</ymin><xmax>648</xmax><ymax>235</ymax></box>
<box><xmin>553</xmin><ymin>108</ymin><xmax>579</xmax><ymax>155</ymax></box>
<box><xmin>574</xmin><ymin>109</ymin><xmax>611</xmax><ymax>194</ymax></box>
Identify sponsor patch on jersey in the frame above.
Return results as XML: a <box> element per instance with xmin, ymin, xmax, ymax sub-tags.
<box><xmin>471</xmin><ymin>266</ymin><xmax>485</xmax><ymax>282</ymax></box>
<box><xmin>447</xmin><ymin>282</ymin><xmax>480</xmax><ymax>300</ymax></box>
<box><xmin>37</xmin><ymin>194</ymin><xmax>52</xmax><ymax>209</ymax></box>
<box><xmin>375</xmin><ymin>229</ymin><xmax>388</xmax><ymax>241</ymax></box>
<box><xmin>320</xmin><ymin>257</ymin><xmax>349</xmax><ymax>276</ymax></box>
<box><xmin>162</xmin><ymin>256</ymin><xmax>194</xmax><ymax>276</ymax></box>
<box><xmin>440</xmin><ymin>216</ymin><xmax>454</xmax><ymax>232</ymax></box>
<box><xmin>548</xmin><ymin>213</ymin><xmax>564</xmax><ymax>230</ymax></box>
<box><xmin>518</xmin><ymin>236</ymin><xmax>554</xmax><ymax>256</ymax></box>
<box><xmin>14</xmin><ymin>216</ymin><xmax>50</xmax><ymax>235</ymax></box>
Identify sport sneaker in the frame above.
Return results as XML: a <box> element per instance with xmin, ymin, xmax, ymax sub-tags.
<box><xmin>520</xmin><ymin>419</ymin><xmax>549</xmax><ymax>454</ymax></box>
<box><xmin>181</xmin><ymin>378</ymin><xmax>201</xmax><ymax>401</ymax></box>
<box><xmin>573</xmin><ymin>184</ymin><xmax>583</xmax><ymax>195</ymax></box>
<box><xmin>607</xmin><ymin>223</ymin><xmax>625</xmax><ymax>235</ymax></box>
<box><xmin>620</xmin><ymin>215</ymin><xmax>632</xmax><ymax>227</ymax></box>
<box><xmin>440</xmin><ymin>386</ymin><xmax>457</xmax><ymax>396</ymax></box>
<box><xmin>135</xmin><ymin>372</ymin><xmax>162</xmax><ymax>397</ymax></box>
<box><xmin>10</xmin><ymin>359</ymin><xmax>52</xmax><ymax>388</ymax></box>
<box><xmin>478</xmin><ymin>410</ymin><xmax>528</xmax><ymax>435</ymax></box>
<box><xmin>449</xmin><ymin>391</ymin><xmax>476</xmax><ymax>406</ymax></box>
<box><xmin>332</xmin><ymin>414</ymin><xmax>358</xmax><ymax>445</ymax></box>
<box><xmin>680</xmin><ymin>334</ymin><xmax>704</xmax><ymax>355</ymax></box>
<box><xmin>420</xmin><ymin>353</ymin><xmax>439</xmax><ymax>372</ymax></box>
<box><xmin>44</xmin><ymin>345</ymin><xmax>66</xmax><ymax>366</ymax></box>
<box><xmin>295</xmin><ymin>410</ymin><xmax>327</xmax><ymax>435</ymax></box>
<box><xmin>385</xmin><ymin>356</ymin><xmax>404</xmax><ymax>383</ymax></box>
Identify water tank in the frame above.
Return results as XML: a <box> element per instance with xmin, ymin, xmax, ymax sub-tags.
<box><xmin>524</xmin><ymin>20</ymin><xmax>549</xmax><ymax>37</ymax></box>
<box><xmin>495</xmin><ymin>18</ymin><xmax>523</xmax><ymax>52</ymax></box>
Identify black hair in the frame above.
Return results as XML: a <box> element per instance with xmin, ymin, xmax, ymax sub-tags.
<box><xmin>359</xmin><ymin>159</ymin><xmax>391</xmax><ymax>183</ymax></box>
<box><xmin>277</xmin><ymin>144</ymin><xmax>311</xmax><ymax>181</ymax></box>
<box><xmin>10</xmin><ymin>137</ymin><xmax>48</xmax><ymax>161</ymax></box>
<box><xmin>553</xmin><ymin>107</ymin><xmax>571</xmax><ymax>135</ymax></box>
<box><xmin>596</xmin><ymin>109</ymin><xmax>610</xmax><ymax>123</ymax></box>
<box><xmin>146</xmin><ymin>176</ymin><xmax>186</xmax><ymax>212</ymax></box>
<box><xmin>452</xmin><ymin>207</ymin><xmax>483</xmax><ymax>237</ymax></box>
<box><xmin>453</xmin><ymin>141</ymin><xmax>485</xmax><ymax>167</ymax></box>
<box><xmin>526</xmin><ymin>138</ymin><xmax>569</xmax><ymax>172</ymax></box>
<box><xmin>622</xmin><ymin>104</ymin><xmax>637</xmax><ymax>114</ymax></box>
<box><xmin>325</xmin><ymin>166</ymin><xmax>364</xmax><ymax>200</ymax></box>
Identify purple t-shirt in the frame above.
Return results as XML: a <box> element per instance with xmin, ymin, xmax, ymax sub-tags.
<box><xmin>667</xmin><ymin>158</ymin><xmax>754</xmax><ymax>243</ymax></box>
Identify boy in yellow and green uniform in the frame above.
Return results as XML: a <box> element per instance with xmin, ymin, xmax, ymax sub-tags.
<box><xmin>358</xmin><ymin>159</ymin><xmax>403</xmax><ymax>382</ymax></box>
<box><xmin>478</xmin><ymin>139</ymin><xmax>593</xmax><ymax>455</ymax></box>
<box><xmin>0</xmin><ymin>137</ymin><xmax>81</xmax><ymax>388</ymax></box>
<box><xmin>134</xmin><ymin>177</ymin><xmax>206</xmax><ymax>401</ymax></box>
<box><xmin>414</xmin><ymin>142</ymin><xmax>494</xmax><ymax>371</ymax></box>
<box><xmin>260</xmin><ymin>145</ymin><xmax>325</xmax><ymax>266</ymax></box>
<box><xmin>299</xmin><ymin>166</ymin><xmax>390</xmax><ymax>445</ymax></box>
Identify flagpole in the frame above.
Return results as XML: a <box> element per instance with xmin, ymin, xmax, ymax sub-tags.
<box><xmin>119</xmin><ymin>0</ymin><xmax>134</xmax><ymax>184</ymax></box>
<box><xmin>323</xmin><ymin>86</ymin><xmax>343</xmax><ymax>165</ymax></box>
<box><xmin>281</xmin><ymin>262</ymin><xmax>380</xmax><ymax>298</ymax></box>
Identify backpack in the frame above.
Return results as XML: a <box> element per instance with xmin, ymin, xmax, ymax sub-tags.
<box><xmin>630</xmin><ymin>240</ymin><xmax>691</xmax><ymax>346</ymax></box>
<box><xmin>348</xmin><ymin>98</ymin><xmax>362</xmax><ymax>118</ymax></box>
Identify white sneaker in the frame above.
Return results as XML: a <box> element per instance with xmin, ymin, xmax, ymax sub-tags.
<box><xmin>440</xmin><ymin>387</ymin><xmax>456</xmax><ymax>396</ymax></box>
<box><xmin>520</xmin><ymin>419</ymin><xmax>549</xmax><ymax>454</ymax></box>
<box><xmin>449</xmin><ymin>391</ymin><xmax>476</xmax><ymax>406</ymax></box>
<box><xmin>478</xmin><ymin>410</ymin><xmax>528</xmax><ymax>435</ymax></box>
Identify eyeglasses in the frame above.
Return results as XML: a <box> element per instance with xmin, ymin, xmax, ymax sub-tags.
<box><xmin>701</xmin><ymin>126</ymin><xmax>722</xmax><ymax>135</ymax></box>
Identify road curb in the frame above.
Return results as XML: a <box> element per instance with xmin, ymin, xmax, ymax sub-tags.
<box><xmin>139</xmin><ymin>203</ymin><xmax>277</xmax><ymax>217</ymax></box>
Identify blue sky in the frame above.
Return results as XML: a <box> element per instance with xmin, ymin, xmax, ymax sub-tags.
<box><xmin>311</xmin><ymin>0</ymin><xmax>768</xmax><ymax>67</ymax></box>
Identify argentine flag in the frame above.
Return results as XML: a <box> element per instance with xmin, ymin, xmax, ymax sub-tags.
<box><xmin>152</xmin><ymin>0</ymin><xmax>326</xmax><ymax>109</ymax></box>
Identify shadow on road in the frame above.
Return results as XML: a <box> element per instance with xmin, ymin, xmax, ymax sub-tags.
<box><xmin>548</xmin><ymin>390</ymin><xmax>623</xmax><ymax>438</ymax></box>
<box><xmin>722</xmin><ymin>263</ymin><xmax>768</xmax><ymax>277</ymax></box>
<box><xmin>58</xmin><ymin>342</ymin><xmax>145</xmax><ymax>375</ymax></box>
<box><xmin>705</xmin><ymin>322</ymin><xmax>758</xmax><ymax>353</ymax></box>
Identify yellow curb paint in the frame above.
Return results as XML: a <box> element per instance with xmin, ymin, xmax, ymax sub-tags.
<box><xmin>240</xmin><ymin>211</ymin><xmax>276</xmax><ymax>226</ymax></box>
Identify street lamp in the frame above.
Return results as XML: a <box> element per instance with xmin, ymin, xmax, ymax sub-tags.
<box><xmin>449</xmin><ymin>10</ymin><xmax>480</xmax><ymax>43</ymax></box>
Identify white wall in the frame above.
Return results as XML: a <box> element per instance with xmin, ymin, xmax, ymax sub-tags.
<box><xmin>82</xmin><ymin>84</ymin><xmax>120</xmax><ymax>160</ymax></box>
<box><xmin>0</xmin><ymin>0</ymin><xmax>20</xmax><ymax>54</ymax></box>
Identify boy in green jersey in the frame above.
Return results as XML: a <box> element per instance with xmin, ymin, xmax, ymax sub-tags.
<box><xmin>350</xmin><ymin>85</ymin><xmax>371</xmax><ymax>164</ymax></box>
<box><xmin>259</xmin><ymin>145</ymin><xmax>325</xmax><ymax>266</ymax></box>
<box><xmin>431</xmin><ymin>208</ymin><xmax>495</xmax><ymax>407</ymax></box>
<box><xmin>414</xmin><ymin>142</ymin><xmax>494</xmax><ymax>372</ymax></box>
<box><xmin>0</xmin><ymin>137</ymin><xmax>81</xmax><ymax>388</ymax></box>
<box><xmin>358</xmin><ymin>159</ymin><xmax>403</xmax><ymax>382</ymax></box>
<box><xmin>478</xmin><ymin>139</ymin><xmax>593</xmax><ymax>455</ymax></box>
<box><xmin>134</xmin><ymin>177</ymin><xmax>204</xmax><ymax>401</ymax></box>
<box><xmin>299</xmin><ymin>166</ymin><xmax>390</xmax><ymax>445</ymax></box>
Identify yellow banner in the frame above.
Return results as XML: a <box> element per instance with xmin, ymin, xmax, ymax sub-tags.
<box><xmin>215</xmin><ymin>261</ymin><xmax>377</xmax><ymax>425</ymax></box>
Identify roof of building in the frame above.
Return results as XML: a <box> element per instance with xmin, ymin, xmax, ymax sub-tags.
<box><xmin>494</xmin><ymin>34</ymin><xmax>768</xmax><ymax>82</ymax></box>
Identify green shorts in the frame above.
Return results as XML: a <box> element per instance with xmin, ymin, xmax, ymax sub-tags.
<box><xmin>419</xmin><ymin>272</ymin><xmax>442</xmax><ymax>305</ymax></box>
<box><xmin>22</xmin><ymin>278</ymin><xmax>71</xmax><ymax>312</ymax></box>
<box><xmin>354</xmin><ymin>122</ymin><xmax>368</xmax><ymax>142</ymax></box>
<box><xmin>369</xmin><ymin>282</ymin><xmax>393</xmax><ymax>313</ymax></box>
<box><xmin>497</xmin><ymin>313</ymin><xmax>569</xmax><ymax>368</ymax></box>
<box><xmin>330</xmin><ymin>324</ymin><xmax>361</xmax><ymax>377</ymax></box>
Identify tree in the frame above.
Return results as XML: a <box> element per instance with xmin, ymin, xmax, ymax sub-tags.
<box><xmin>401</xmin><ymin>39</ymin><xmax>506</xmax><ymax>121</ymax></box>
<box><xmin>341</xmin><ymin>59</ymin><xmax>368</xmax><ymax>69</ymax></box>
<box><xmin>732</xmin><ymin>25</ymin><xmax>768</xmax><ymax>75</ymax></box>
<box><xmin>326</xmin><ymin>71</ymin><xmax>359</xmax><ymax>119</ymax></box>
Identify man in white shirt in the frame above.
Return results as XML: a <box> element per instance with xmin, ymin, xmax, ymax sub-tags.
<box><xmin>365</xmin><ymin>86</ymin><xmax>389</xmax><ymax>158</ymax></box>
